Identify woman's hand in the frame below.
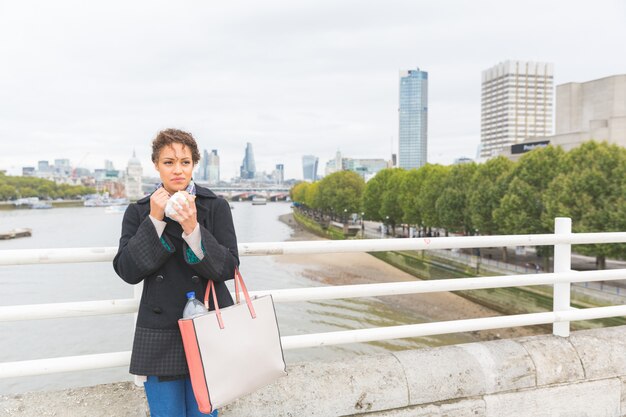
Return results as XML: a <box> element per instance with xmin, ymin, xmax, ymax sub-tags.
<box><xmin>149</xmin><ymin>188</ymin><xmax>170</xmax><ymax>221</ymax></box>
<box><xmin>171</xmin><ymin>192</ymin><xmax>198</xmax><ymax>235</ymax></box>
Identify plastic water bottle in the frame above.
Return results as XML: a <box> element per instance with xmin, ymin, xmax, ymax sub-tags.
<box><xmin>182</xmin><ymin>291</ymin><xmax>208</xmax><ymax>318</ymax></box>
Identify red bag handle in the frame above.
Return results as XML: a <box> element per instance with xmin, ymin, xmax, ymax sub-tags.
<box><xmin>203</xmin><ymin>267</ymin><xmax>256</xmax><ymax>330</ymax></box>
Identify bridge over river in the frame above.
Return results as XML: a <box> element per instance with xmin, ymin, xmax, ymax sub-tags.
<box><xmin>1</xmin><ymin>218</ymin><xmax>625</xmax><ymax>416</ymax></box>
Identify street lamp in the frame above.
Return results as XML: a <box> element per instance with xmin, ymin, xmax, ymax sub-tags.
<box><xmin>361</xmin><ymin>212</ymin><xmax>365</xmax><ymax>236</ymax></box>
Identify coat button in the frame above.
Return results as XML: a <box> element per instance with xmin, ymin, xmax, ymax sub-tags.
<box><xmin>191</xmin><ymin>275</ymin><xmax>200</xmax><ymax>284</ymax></box>
<box><xmin>153</xmin><ymin>307</ymin><xmax>163</xmax><ymax>314</ymax></box>
<box><xmin>156</xmin><ymin>275</ymin><xmax>164</xmax><ymax>283</ymax></box>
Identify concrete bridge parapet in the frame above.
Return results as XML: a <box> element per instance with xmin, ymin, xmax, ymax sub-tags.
<box><xmin>225</xmin><ymin>325</ymin><xmax>626</xmax><ymax>417</ymax></box>
<box><xmin>2</xmin><ymin>326</ymin><xmax>625</xmax><ymax>416</ymax></box>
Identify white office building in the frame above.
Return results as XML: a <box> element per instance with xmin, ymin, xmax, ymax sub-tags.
<box><xmin>480</xmin><ymin>61</ymin><xmax>554</xmax><ymax>159</ymax></box>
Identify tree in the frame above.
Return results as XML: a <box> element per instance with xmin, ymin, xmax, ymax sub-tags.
<box><xmin>543</xmin><ymin>141</ymin><xmax>626</xmax><ymax>269</ymax></box>
<box><xmin>304</xmin><ymin>181</ymin><xmax>321</xmax><ymax>209</ymax></box>
<box><xmin>380</xmin><ymin>169</ymin><xmax>407</xmax><ymax>236</ymax></box>
<box><xmin>19</xmin><ymin>186</ymin><xmax>38</xmax><ymax>198</ymax></box>
<box><xmin>436</xmin><ymin>163</ymin><xmax>477</xmax><ymax>235</ymax></box>
<box><xmin>415</xmin><ymin>164</ymin><xmax>450</xmax><ymax>232</ymax></box>
<box><xmin>0</xmin><ymin>184</ymin><xmax>18</xmax><ymax>201</ymax></box>
<box><xmin>468</xmin><ymin>156</ymin><xmax>514</xmax><ymax>235</ymax></box>
<box><xmin>493</xmin><ymin>146</ymin><xmax>565</xmax><ymax>270</ymax></box>
<box><xmin>37</xmin><ymin>184</ymin><xmax>55</xmax><ymax>199</ymax></box>
<box><xmin>400</xmin><ymin>168</ymin><xmax>425</xmax><ymax>228</ymax></box>
<box><xmin>317</xmin><ymin>171</ymin><xmax>365</xmax><ymax>218</ymax></box>
<box><xmin>362</xmin><ymin>169</ymin><xmax>396</xmax><ymax>222</ymax></box>
<box><xmin>290</xmin><ymin>182</ymin><xmax>309</xmax><ymax>203</ymax></box>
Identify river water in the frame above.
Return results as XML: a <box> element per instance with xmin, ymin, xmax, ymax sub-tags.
<box><xmin>0</xmin><ymin>202</ymin><xmax>448</xmax><ymax>394</ymax></box>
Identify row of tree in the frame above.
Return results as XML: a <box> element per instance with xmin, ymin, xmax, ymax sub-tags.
<box><xmin>290</xmin><ymin>141</ymin><xmax>626</xmax><ymax>268</ymax></box>
<box><xmin>0</xmin><ymin>173</ymin><xmax>95</xmax><ymax>200</ymax></box>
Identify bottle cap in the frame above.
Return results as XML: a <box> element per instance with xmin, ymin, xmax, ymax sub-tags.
<box><xmin>186</xmin><ymin>291</ymin><xmax>195</xmax><ymax>299</ymax></box>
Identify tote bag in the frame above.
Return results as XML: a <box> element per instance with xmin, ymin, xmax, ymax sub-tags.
<box><xmin>178</xmin><ymin>269</ymin><xmax>287</xmax><ymax>414</ymax></box>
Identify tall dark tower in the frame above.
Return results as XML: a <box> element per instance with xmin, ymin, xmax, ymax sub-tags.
<box><xmin>240</xmin><ymin>142</ymin><xmax>256</xmax><ymax>179</ymax></box>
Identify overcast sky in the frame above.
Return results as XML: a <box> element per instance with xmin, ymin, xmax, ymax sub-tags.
<box><xmin>1</xmin><ymin>0</ymin><xmax>625</xmax><ymax>180</ymax></box>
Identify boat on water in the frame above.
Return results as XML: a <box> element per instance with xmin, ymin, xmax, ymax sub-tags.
<box><xmin>84</xmin><ymin>197</ymin><xmax>129</xmax><ymax>207</ymax></box>
<box><xmin>13</xmin><ymin>197</ymin><xmax>52</xmax><ymax>209</ymax></box>
<box><xmin>104</xmin><ymin>205</ymin><xmax>128</xmax><ymax>214</ymax></box>
<box><xmin>0</xmin><ymin>228</ymin><xmax>32</xmax><ymax>240</ymax></box>
<box><xmin>251</xmin><ymin>197</ymin><xmax>267</xmax><ymax>205</ymax></box>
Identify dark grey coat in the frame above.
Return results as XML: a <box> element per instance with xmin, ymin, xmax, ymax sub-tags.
<box><xmin>113</xmin><ymin>185</ymin><xmax>239</xmax><ymax>376</ymax></box>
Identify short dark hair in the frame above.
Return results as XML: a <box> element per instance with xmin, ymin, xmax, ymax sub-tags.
<box><xmin>151</xmin><ymin>128</ymin><xmax>201</xmax><ymax>164</ymax></box>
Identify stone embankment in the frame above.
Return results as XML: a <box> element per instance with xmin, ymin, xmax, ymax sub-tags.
<box><xmin>2</xmin><ymin>325</ymin><xmax>625</xmax><ymax>416</ymax></box>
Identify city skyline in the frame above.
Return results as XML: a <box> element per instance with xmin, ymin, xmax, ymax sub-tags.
<box><xmin>1</xmin><ymin>1</ymin><xmax>625</xmax><ymax>179</ymax></box>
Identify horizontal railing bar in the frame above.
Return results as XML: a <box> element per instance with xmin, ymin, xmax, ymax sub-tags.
<box><xmin>3</xmin><ymin>232</ymin><xmax>626</xmax><ymax>265</ymax></box>
<box><xmin>0</xmin><ymin>299</ymin><xmax>138</xmax><ymax>322</ymax></box>
<box><xmin>0</xmin><ymin>351</ymin><xmax>131</xmax><ymax>379</ymax></box>
<box><xmin>280</xmin><ymin>305</ymin><xmax>626</xmax><ymax>350</ymax></box>
<box><xmin>239</xmin><ymin>233</ymin><xmax>626</xmax><ymax>256</ymax></box>
<box><xmin>2</xmin><ymin>305</ymin><xmax>625</xmax><ymax>378</ymax></box>
<box><xmin>2</xmin><ymin>269</ymin><xmax>625</xmax><ymax>322</ymax></box>
<box><xmin>0</xmin><ymin>247</ymin><xmax>118</xmax><ymax>266</ymax></box>
<box><xmin>257</xmin><ymin>269</ymin><xmax>626</xmax><ymax>302</ymax></box>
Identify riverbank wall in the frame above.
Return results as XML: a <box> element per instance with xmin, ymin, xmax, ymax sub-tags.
<box><xmin>2</xmin><ymin>326</ymin><xmax>625</xmax><ymax>416</ymax></box>
<box><xmin>372</xmin><ymin>250</ymin><xmax>626</xmax><ymax>331</ymax></box>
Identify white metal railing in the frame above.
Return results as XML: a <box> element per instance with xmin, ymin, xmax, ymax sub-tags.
<box><xmin>1</xmin><ymin>217</ymin><xmax>626</xmax><ymax>379</ymax></box>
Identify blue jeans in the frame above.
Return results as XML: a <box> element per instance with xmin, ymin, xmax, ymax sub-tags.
<box><xmin>144</xmin><ymin>376</ymin><xmax>218</xmax><ymax>417</ymax></box>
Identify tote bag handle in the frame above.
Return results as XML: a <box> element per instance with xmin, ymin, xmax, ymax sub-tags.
<box><xmin>203</xmin><ymin>268</ymin><xmax>256</xmax><ymax>330</ymax></box>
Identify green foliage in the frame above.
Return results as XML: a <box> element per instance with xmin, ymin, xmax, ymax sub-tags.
<box><xmin>468</xmin><ymin>157</ymin><xmax>514</xmax><ymax>235</ymax></box>
<box><xmin>304</xmin><ymin>181</ymin><xmax>321</xmax><ymax>209</ymax></box>
<box><xmin>493</xmin><ymin>146</ymin><xmax>565</xmax><ymax>235</ymax></box>
<box><xmin>543</xmin><ymin>141</ymin><xmax>626</xmax><ymax>265</ymax></box>
<box><xmin>0</xmin><ymin>184</ymin><xmax>18</xmax><ymax>200</ymax></box>
<box><xmin>415</xmin><ymin>164</ymin><xmax>450</xmax><ymax>228</ymax></box>
<box><xmin>362</xmin><ymin>168</ymin><xmax>396</xmax><ymax>221</ymax></box>
<box><xmin>400</xmin><ymin>168</ymin><xmax>425</xmax><ymax>226</ymax></box>
<box><xmin>436</xmin><ymin>163</ymin><xmax>477</xmax><ymax>234</ymax></box>
<box><xmin>0</xmin><ymin>173</ymin><xmax>95</xmax><ymax>201</ymax></box>
<box><xmin>290</xmin><ymin>182</ymin><xmax>309</xmax><ymax>203</ymax></box>
<box><xmin>380</xmin><ymin>169</ymin><xmax>407</xmax><ymax>229</ymax></box>
<box><xmin>317</xmin><ymin>170</ymin><xmax>365</xmax><ymax>215</ymax></box>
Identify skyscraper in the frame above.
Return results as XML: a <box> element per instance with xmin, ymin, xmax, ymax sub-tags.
<box><xmin>399</xmin><ymin>68</ymin><xmax>428</xmax><ymax>169</ymax></box>
<box><xmin>480</xmin><ymin>60</ymin><xmax>554</xmax><ymax>159</ymax></box>
<box><xmin>37</xmin><ymin>160</ymin><xmax>50</xmax><ymax>174</ymax></box>
<box><xmin>240</xmin><ymin>142</ymin><xmax>256</xmax><ymax>180</ymax></box>
<box><xmin>273</xmin><ymin>164</ymin><xmax>284</xmax><ymax>184</ymax></box>
<box><xmin>302</xmin><ymin>155</ymin><xmax>318</xmax><ymax>181</ymax></box>
<box><xmin>54</xmin><ymin>159</ymin><xmax>71</xmax><ymax>176</ymax></box>
<box><xmin>196</xmin><ymin>149</ymin><xmax>210</xmax><ymax>181</ymax></box>
<box><xmin>208</xmin><ymin>149</ymin><xmax>220</xmax><ymax>184</ymax></box>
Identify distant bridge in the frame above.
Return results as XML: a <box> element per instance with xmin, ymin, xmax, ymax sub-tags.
<box><xmin>140</xmin><ymin>182</ymin><xmax>291</xmax><ymax>201</ymax></box>
<box><xmin>195</xmin><ymin>183</ymin><xmax>290</xmax><ymax>201</ymax></box>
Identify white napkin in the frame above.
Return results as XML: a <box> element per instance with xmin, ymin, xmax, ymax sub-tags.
<box><xmin>165</xmin><ymin>191</ymin><xmax>190</xmax><ymax>220</ymax></box>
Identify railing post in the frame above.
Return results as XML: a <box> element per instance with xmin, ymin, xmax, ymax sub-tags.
<box><xmin>553</xmin><ymin>217</ymin><xmax>572</xmax><ymax>337</ymax></box>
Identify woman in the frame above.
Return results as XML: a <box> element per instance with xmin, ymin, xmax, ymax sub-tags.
<box><xmin>113</xmin><ymin>128</ymin><xmax>238</xmax><ymax>417</ymax></box>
